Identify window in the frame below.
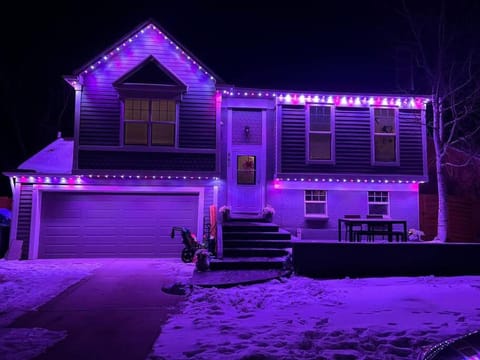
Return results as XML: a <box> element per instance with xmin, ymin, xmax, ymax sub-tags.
<box><xmin>307</xmin><ymin>106</ymin><xmax>333</xmax><ymax>162</ymax></box>
<box><xmin>237</xmin><ymin>155</ymin><xmax>256</xmax><ymax>185</ymax></box>
<box><xmin>372</xmin><ymin>108</ymin><xmax>397</xmax><ymax>162</ymax></box>
<box><xmin>305</xmin><ymin>190</ymin><xmax>327</xmax><ymax>217</ymax></box>
<box><xmin>368</xmin><ymin>191</ymin><xmax>389</xmax><ymax>216</ymax></box>
<box><xmin>124</xmin><ymin>98</ymin><xmax>176</xmax><ymax>146</ymax></box>
<box><xmin>372</xmin><ymin>108</ymin><xmax>398</xmax><ymax>163</ymax></box>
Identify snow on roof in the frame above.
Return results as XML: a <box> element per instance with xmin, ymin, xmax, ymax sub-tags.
<box><xmin>17</xmin><ymin>138</ymin><xmax>73</xmax><ymax>174</ymax></box>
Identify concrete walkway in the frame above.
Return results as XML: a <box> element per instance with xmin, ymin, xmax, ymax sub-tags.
<box><xmin>10</xmin><ymin>259</ymin><xmax>187</xmax><ymax>360</ymax></box>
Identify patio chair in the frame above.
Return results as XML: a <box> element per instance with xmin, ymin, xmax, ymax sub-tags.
<box><xmin>366</xmin><ymin>214</ymin><xmax>387</xmax><ymax>241</ymax></box>
<box><xmin>343</xmin><ymin>214</ymin><xmax>363</xmax><ymax>242</ymax></box>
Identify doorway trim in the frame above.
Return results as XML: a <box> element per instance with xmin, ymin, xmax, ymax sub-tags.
<box><xmin>226</xmin><ymin>108</ymin><xmax>266</xmax><ymax>215</ymax></box>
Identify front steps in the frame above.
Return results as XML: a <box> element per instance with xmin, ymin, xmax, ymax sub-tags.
<box><xmin>210</xmin><ymin>219</ymin><xmax>292</xmax><ymax>271</ymax></box>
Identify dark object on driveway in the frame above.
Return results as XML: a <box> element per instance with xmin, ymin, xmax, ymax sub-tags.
<box><xmin>170</xmin><ymin>226</ymin><xmax>202</xmax><ymax>263</ymax></box>
<box><xmin>418</xmin><ymin>330</ymin><xmax>480</xmax><ymax>359</ymax></box>
<box><xmin>161</xmin><ymin>281</ymin><xmax>192</xmax><ymax>295</ymax></box>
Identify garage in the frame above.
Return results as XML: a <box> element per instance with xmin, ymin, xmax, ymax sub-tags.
<box><xmin>38</xmin><ymin>191</ymin><xmax>199</xmax><ymax>258</ymax></box>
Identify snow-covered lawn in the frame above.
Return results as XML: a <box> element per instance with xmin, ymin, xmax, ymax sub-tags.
<box><xmin>1</xmin><ymin>258</ymin><xmax>480</xmax><ymax>359</ymax></box>
<box><xmin>149</xmin><ymin>275</ymin><xmax>480</xmax><ymax>359</ymax></box>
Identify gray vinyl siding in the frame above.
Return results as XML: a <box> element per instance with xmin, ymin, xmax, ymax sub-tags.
<box><xmin>78</xmin><ymin>150</ymin><xmax>215</xmax><ymax>171</ymax></box>
<box><xmin>281</xmin><ymin>105</ymin><xmax>306</xmax><ymax>172</ymax></box>
<box><xmin>17</xmin><ymin>184</ymin><xmax>33</xmax><ymax>260</ymax></box>
<box><xmin>280</xmin><ymin>105</ymin><xmax>424</xmax><ymax>175</ymax></box>
<box><xmin>78</xmin><ymin>31</ymin><xmax>216</xmax><ymax>164</ymax></box>
<box><xmin>80</xmin><ymin>92</ymin><xmax>120</xmax><ymax>145</ymax></box>
<box><xmin>178</xmin><ymin>89</ymin><xmax>216</xmax><ymax>149</ymax></box>
<box><xmin>398</xmin><ymin>109</ymin><xmax>424</xmax><ymax>174</ymax></box>
<box><xmin>335</xmin><ymin>107</ymin><xmax>371</xmax><ymax>172</ymax></box>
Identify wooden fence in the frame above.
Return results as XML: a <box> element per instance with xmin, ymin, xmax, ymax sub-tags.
<box><xmin>419</xmin><ymin>194</ymin><xmax>479</xmax><ymax>242</ymax></box>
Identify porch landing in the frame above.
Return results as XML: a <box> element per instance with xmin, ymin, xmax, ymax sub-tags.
<box><xmin>293</xmin><ymin>240</ymin><xmax>480</xmax><ymax>278</ymax></box>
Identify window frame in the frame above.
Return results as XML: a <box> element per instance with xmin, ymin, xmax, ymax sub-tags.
<box><xmin>370</xmin><ymin>107</ymin><xmax>400</xmax><ymax>166</ymax></box>
<box><xmin>367</xmin><ymin>191</ymin><xmax>390</xmax><ymax>216</ymax></box>
<box><xmin>122</xmin><ymin>97</ymin><xmax>179</xmax><ymax>148</ymax></box>
<box><xmin>306</xmin><ymin>104</ymin><xmax>335</xmax><ymax>164</ymax></box>
<box><xmin>304</xmin><ymin>190</ymin><xmax>328</xmax><ymax>218</ymax></box>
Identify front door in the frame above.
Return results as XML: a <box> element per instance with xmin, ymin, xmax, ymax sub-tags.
<box><xmin>227</xmin><ymin>109</ymin><xmax>266</xmax><ymax>215</ymax></box>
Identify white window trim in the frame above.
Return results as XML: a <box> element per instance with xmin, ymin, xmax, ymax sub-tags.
<box><xmin>304</xmin><ymin>190</ymin><xmax>328</xmax><ymax>218</ymax></box>
<box><xmin>367</xmin><ymin>191</ymin><xmax>390</xmax><ymax>216</ymax></box>
<box><xmin>370</xmin><ymin>107</ymin><xmax>400</xmax><ymax>166</ymax></box>
<box><xmin>306</xmin><ymin>104</ymin><xmax>335</xmax><ymax>164</ymax></box>
<box><xmin>121</xmin><ymin>99</ymin><xmax>179</xmax><ymax>148</ymax></box>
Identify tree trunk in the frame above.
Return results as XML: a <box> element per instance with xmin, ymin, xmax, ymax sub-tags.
<box><xmin>433</xmin><ymin>100</ymin><xmax>448</xmax><ymax>242</ymax></box>
<box><xmin>435</xmin><ymin>155</ymin><xmax>448</xmax><ymax>242</ymax></box>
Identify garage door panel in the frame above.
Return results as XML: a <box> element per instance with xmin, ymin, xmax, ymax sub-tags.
<box><xmin>54</xmin><ymin>210</ymin><xmax>82</xmax><ymax>220</ymax></box>
<box><xmin>44</xmin><ymin>235</ymin><xmax>81</xmax><ymax>244</ymax></box>
<box><xmin>46</xmin><ymin>245</ymin><xmax>82</xmax><ymax>255</ymax></box>
<box><xmin>39</xmin><ymin>192</ymin><xmax>198</xmax><ymax>258</ymax></box>
<box><xmin>84</xmin><ymin>227</ymin><xmax>118</xmax><ymax>236</ymax></box>
<box><xmin>46</xmin><ymin>207</ymin><xmax>81</xmax><ymax>219</ymax></box>
<box><xmin>45</xmin><ymin>226</ymin><xmax>82</xmax><ymax>235</ymax></box>
<box><xmin>82</xmin><ymin>236</ymin><xmax>117</xmax><ymax>244</ymax></box>
<box><xmin>123</xmin><ymin>235</ymin><xmax>155</xmax><ymax>243</ymax></box>
<box><xmin>86</xmin><ymin>210</ymin><xmax>120</xmax><ymax>219</ymax></box>
<box><xmin>124</xmin><ymin>229</ymin><xmax>157</xmax><ymax>237</ymax></box>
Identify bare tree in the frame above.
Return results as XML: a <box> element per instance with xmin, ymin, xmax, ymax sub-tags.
<box><xmin>401</xmin><ymin>0</ymin><xmax>480</xmax><ymax>241</ymax></box>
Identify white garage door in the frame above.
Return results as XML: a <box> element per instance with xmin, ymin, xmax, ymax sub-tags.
<box><xmin>38</xmin><ymin>192</ymin><xmax>199</xmax><ymax>258</ymax></box>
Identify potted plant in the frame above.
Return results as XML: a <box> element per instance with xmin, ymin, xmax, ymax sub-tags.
<box><xmin>262</xmin><ymin>204</ymin><xmax>275</xmax><ymax>222</ymax></box>
<box><xmin>219</xmin><ymin>205</ymin><xmax>231</xmax><ymax>222</ymax></box>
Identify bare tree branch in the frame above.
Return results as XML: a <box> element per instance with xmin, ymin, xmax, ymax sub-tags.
<box><xmin>402</xmin><ymin>0</ymin><xmax>480</xmax><ymax>241</ymax></box>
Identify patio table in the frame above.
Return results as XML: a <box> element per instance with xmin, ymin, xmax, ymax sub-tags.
<box><xmin>337</xmin><ymin>217</ymin><xmax>408</xmax><ymax>242</ymax></box>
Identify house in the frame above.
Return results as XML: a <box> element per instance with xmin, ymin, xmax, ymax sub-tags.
<box><xmin>3</xmin><ymin>20</ymin><xmax>429</xmax><ymax>260</ymax></box>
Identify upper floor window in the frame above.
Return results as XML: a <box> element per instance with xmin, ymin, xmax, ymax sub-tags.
<box><xmin>307</xmin><ymin>105</ymin><xmax>334</xmax><ymax>162</ymax></box>
<box><xmin>305</xmin><ymin>190</ymin><xmax>327</xmax><ymax>217</ymax></box>
<box><xmin>372</xmin><ymin>108</ymin><xmax>398</xmax><ymax>164</ymax></box>
<box><xmin>368</xmin><ymin>191</ymin><xmax>389</xmax><ymax>216</ymax></box>
<box><xmin>124</xmin><ymin>98</ymin><xmax>177</xmax><ymax>146</ymax></box>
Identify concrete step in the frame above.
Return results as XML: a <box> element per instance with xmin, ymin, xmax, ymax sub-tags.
<box><xmin>222</xmin><ymin>222</ymin><xmax>280</xmax><ymax>232</ymax></box>
<box><xmin>192</xmin><ymin>269</ymin><xmax>291</xmax><ymax>287</ymax></box>
<box><xmin>223</xmin><ymin>247</ymin><xmax>290</xmax><ymax>257</ymax></box>
<box><xmin>223</xmin><ymin>215</ymin><xmax>268</xmax><ymax>223</ymax></box>
<box><xmin>209</xmin><ymin>256</ymin><xmax>288</xmax><ymax>270</ymax></box>
<box><xmin>223</xmin><ymin>230</ymin><xmax>291</xmax><ymax>240</ymax></box>
<box><xmin>222</xmin><ymin>239</ymin><xmax>292</xmax><ymax>248</ymax></box>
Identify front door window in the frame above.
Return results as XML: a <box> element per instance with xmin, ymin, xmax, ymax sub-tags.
<box><xmin>237</xmin><ymin>155</ymin><xmax>256</xmax><ymax>185</ymax></box>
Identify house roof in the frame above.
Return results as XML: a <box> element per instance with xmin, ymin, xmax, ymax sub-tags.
<box><xmin>14</xmin><ymin>138</ymin><xmax>73</xmax><ymax>175</ymax></box>
<box><xmin>62</xmin><ymin>19</ymin><xmax>431</xmax><ymax>106</ymax></box>
<box><xmin>220</xmin><ymin>86</ymin><xmax>431</xmax><ymax>109</ymax></box>
<box><xmin>65</xmin><ymin>19</ymin><xmax>224</xmax><ymax>87</ymax></box>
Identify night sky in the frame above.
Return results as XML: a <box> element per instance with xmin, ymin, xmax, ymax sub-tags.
<box><xmin>0</xmin><ymin>0</ymin><xmax>478</xmax><ymax>196</ymax></box>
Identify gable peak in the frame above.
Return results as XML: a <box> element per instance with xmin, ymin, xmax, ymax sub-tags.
<box><xmin>66</xmin><ymin>21</ymin><xmax>223</xmax><ymax>88</ymax></box>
